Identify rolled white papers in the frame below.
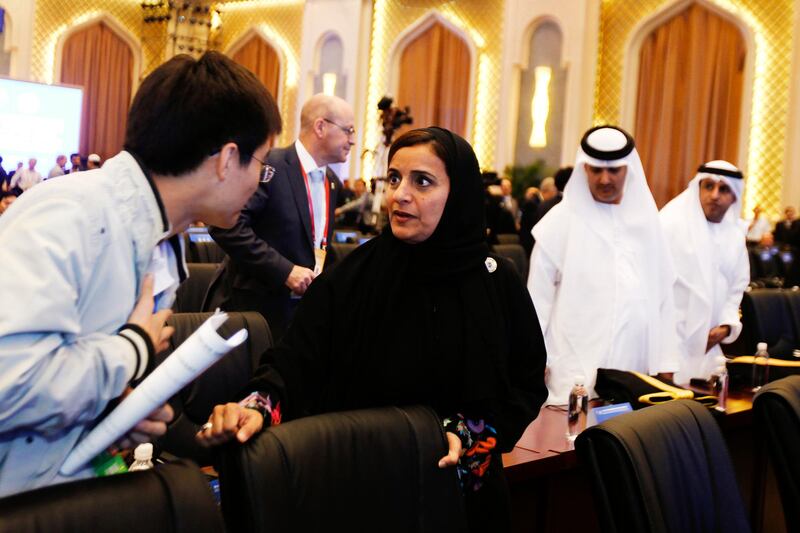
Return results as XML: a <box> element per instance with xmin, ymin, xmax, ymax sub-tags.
<box><xmin>60</xmin><ymin>311</ymin><xmax>248</xmax><ymax>476</ymax></box>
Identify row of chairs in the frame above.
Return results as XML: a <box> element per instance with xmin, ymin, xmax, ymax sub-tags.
<box><xmin>175</xmin><ymin>243</ymin><xmax>531</xmax><ymax>316</ymax></box>
<box><xmin>0</xmin><ymin>408</ymin><xmax>464</xmax><ymax>533</ymax></box>
<box><xmin>4</xmin><ymin>302</ymin><xmax>798</xmax><ymax>532</ymax></box>
<box><xmin>326</xmin><ymin>240</ymin><xmax>530</xmax><ymax>280</ymax></box>
<box><xmin>0</xmin><ymin>310</ymin><xmax>465</xmax><ymax>532</ymax></box>
<box><xmin>191</xmin><ymin>230</ymin><xmax>800</xmax><ymax>291</ymax></box>
<box><xmin>5</xmin><ymin>363</ymin><xmax>796</xmax><ymax>532</ymax></box>
<box><xmin>748</xmin><ymin>245</ymin><xmax>798</xmax><ymax>289</ymax></box>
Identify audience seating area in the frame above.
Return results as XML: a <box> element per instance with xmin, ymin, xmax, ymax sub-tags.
<box><xmin>176</xmin><ymin>230</ymin><xmax>531</xmax><ymax>295</ymax></box>
<box><xmin>748</xmin><ymin>245</ymin><xmax>799</xmax><ymax>289</ymax></box>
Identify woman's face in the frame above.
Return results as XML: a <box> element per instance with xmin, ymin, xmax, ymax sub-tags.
<box><xmin>386</xmin><ymin>144</ymin><xmax>450</xmax><ymax>244</ymax></box>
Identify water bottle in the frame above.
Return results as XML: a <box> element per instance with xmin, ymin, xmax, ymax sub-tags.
<box><xmin>567</xmin><ymin>375</ymin><xmax>588</xmax><ymax>441</ymax></box>
<box><xmin>128</xmin><ymin>443</ymin><xmax>154</xmax><ymax>472</ymax></box>
<box><xmin>752</xmin><ymin>342</ymin><xmax>769</xmax><ymax>392</ymax></box>
<box><xmin>712</xmin><ymin>356</ymin><xmax>729</xmax><ymax>412</ymax></box>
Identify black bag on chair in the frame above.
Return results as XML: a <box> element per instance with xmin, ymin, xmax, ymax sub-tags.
<box><xmin>726</xmin><ymin>356</ymin><xmax>800</xmax><ymax>389</ymax></box>
<box><xmin>594</xmin><ymin>368</ymin><xmax>717</xmax><ymax>409</ymax></box>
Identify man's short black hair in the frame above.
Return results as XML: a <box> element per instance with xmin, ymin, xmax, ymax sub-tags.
<box><xmin>124</xmin><ymin>51</ymin><xmax>282</xmax><ymax>176</ymax></box>
<box><xmin>554</xmin><ymin>166</ymin><xmax>573</xmax><ymax>192</ymax></box>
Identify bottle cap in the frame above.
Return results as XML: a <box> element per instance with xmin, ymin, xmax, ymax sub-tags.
<box><xmin>134</xmin><ymin>442</ymin><xmax>153</xmax><ymax>461</ymax></box>
<box><xmin>757</xmin><ymin>342</ymin><xmax>768</xmax><ymax>351</ymax></box>
<box><xmin>574</xmin><ymin>375</ymin><xmax>585</xmax><ymax>386</ymax></box>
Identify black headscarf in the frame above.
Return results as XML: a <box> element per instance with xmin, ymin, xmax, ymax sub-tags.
<box><xmin>274</xmin><ymin>127</ymin><xmax>516</xmax><ymax>425</ymax></box>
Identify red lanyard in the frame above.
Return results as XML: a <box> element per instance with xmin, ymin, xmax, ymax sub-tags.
<box><xmin>300</xmin><ymin>165</ymin><xmax>330</xmax><ymax>249</ymax></box>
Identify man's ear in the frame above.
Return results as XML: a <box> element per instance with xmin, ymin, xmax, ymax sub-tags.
<box><xmin>216</xmin><ymin>142</ymin><xmax>239</xmax><ymax>181</ymax></box>
<box><xmin>313</xmin><ymin>117</ymin><xmax>326</xmax><ymax>139</ymax></box>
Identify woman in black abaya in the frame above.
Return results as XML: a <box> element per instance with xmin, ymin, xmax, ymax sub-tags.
<box><xmin>199</xmin><ymin>127</ymin><xmax>547</xmax><ymax>530</ymax></box>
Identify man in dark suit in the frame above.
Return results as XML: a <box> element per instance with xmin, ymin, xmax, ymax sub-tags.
<box><xmin>774</xmin><ymin>206</ymin><xmax>799</xmax><ymax>246</ymax></box>
<box><xmin>520</xmin><ymin>167</ymin><xmax>572</xmax><ymax>256</ymax></box>
<box><xmin>208</xmin><ymin>94</ymin><xmax>354</xmax><ymax>339</ymax></box>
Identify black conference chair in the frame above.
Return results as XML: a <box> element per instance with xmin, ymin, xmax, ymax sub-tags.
<box><xmin>491</xmin><ymin>243</ymin><xmax>529</xmax><ymax>280</ymax></box>
<box><xmin>0</xmin><ymin>460</ymin><xmax>224</xmax><ymax>533</ymax></box>
<box><xmin>749</xmin><ymin>247</ymin><xmax>784</xmax><ymax>287</ymax></box>
<box><xmin>155</xmin><ymin>311</ymin><xmax>272</xmax><ymax>465</ymax></box>
<box><xmin>575</xmin><ymin>400</ymin><xmax>750</xmax><ymax>533</ymax></box>
<box><xmin>495</xmin><ymin>233</ymin><xmax>520</xmax><ymax>245</ymax></box>
<box><xmin>724</xmin><ymin>289</ymin><xmax>795</xmax><ymax>357</ymax></box>
<box><xmin>217</xmin><ymin>405</ymin><xmax>468</xmax><ymax>533</ymax></box>
<box><xmin>326</xmin><ymin>242</ymin><xmax>359</xmax><ymax>268</ymax></box>
<box><xmin>753</xmin><ymin>376</ymin><xmax>800</xmax><ymax>533</ymax></box>
<box><xmin>781</xmin><ymin>288</ymin><xmax>800</xmax><ymax>343</ymax></box>
<box><xmin>173</xmin><ymin>263</ymin><xmax>219</xmax><ymax>313</ymax></box>
<box><xmin>187</xmin><ymin>239</ymin><xmax>227</xmax><ymax>264</ymax></box>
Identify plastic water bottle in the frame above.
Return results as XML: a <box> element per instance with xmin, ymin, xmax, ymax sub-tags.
<box><xmin>752</xmin><ymin>342</ymin><xmax>769</xmax><ymax>392</ymax></box>
<box><xmin>128</xmin><ymin>443</ymin><xmax>154</xmax><ymax>472</ymax></box>
<box><xmin>567</xmin><ymin>375</ymin><xmax>589</xmax><ymax>441</ymax></box>
<box><xmin>713</xmin><ymin>356</ymin><xmax>729</xmax><ymax>412</ymax></box>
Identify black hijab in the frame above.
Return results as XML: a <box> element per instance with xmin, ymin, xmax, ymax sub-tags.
<box><xmin>286</xmin><ymin>127</ymin><xmax>511</xmax><ymax>418</ymax></box>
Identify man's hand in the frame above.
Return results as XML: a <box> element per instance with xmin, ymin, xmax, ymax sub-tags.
<box><xmin>195</xmin><ymin>403</ymin><xmax>264</xmax><ymax>447</ymax></box>
<box><xmin>285</xmin><ymin>265</ymin><xmax>315</xmax><ymax>295</ymax></box>
<box><xmin>438</xmin><ymin>431</ymin><xmax>463</xmax><ymax>468</ymax></box>
<box><xmin>127</xmin><ymin>274</ymin><xmax>174</xmax><ymax>354</ymax></box>
<box><xmin>114</xmin><ymin>387</ymin><xmax>174</xmax><ymax>450</ymax></box>
<box><xmin>706</xmin><ymin>325</ymin><xmax>732</xmax><ymax>352</ymax></box>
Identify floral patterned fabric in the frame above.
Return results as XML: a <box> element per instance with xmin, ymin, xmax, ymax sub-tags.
<box><xmin>443</xmin><ymin>414</ymin><xmax>498</xmax><ymax>492</ymax></box>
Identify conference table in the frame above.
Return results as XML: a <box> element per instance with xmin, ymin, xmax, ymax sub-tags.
<box><xmin>502</xmin><ymin>387</ymin><xmax>784</xmax><ymax>533</ymax></box>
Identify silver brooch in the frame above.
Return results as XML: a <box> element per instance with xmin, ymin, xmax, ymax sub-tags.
<box><xmin>485</xmin><ymin>257</ymin><xmax>497</xmax><ymax>273</ymax></box>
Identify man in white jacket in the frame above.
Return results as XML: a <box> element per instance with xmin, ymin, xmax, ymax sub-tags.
<box><xmin>0</xmin><ymin>51</ymin><xmax>282</xmax><ymax>496</ymax></box>
<box><xmin>527</xmin><ymin>125</ymin><xmax>680</xmax><ymax>404</ymax></box>
<box><xmin>660</xmin><ymin>161</ymin><xmax>749</xmax><ymax>383</ymax></box>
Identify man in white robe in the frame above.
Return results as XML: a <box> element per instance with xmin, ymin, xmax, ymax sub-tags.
<box><xmin>660</xmin><ymin>161</ymin><xmax>749</xmax><ymax>383</ymax></box>
<box><xmin>527</xmin><ymin>125</ymin><xmax>680</xmax><ymax>404</ymax></box>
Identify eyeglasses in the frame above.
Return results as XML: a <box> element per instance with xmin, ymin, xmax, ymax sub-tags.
<box><xmin>323</xmin><ymin>118</ymin><xmax>356</xmax><ymax>137</ymax></box>
<box><xmin>209</xmin><ymin>148</ymin><xmax>275</xmax><ymax>183</ymax></box>
<box><xmin>251</xmin><ymin>154</ymin><xmax>276</xmax><ymax>183</ymax></box>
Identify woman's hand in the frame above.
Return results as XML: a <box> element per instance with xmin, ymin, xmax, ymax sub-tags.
<box><xmin>438</xmin><ymin>431</ymin><xmax>463</xmax><ymax>468</ymax></box>
<box><xmin>195</xmin><ymin>402</ymin><xmax>264</xmax><ymax>447</ymax></box>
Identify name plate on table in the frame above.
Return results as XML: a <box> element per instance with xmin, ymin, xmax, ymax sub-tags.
<box><xmin>590</xmin><ymin>402</ymin><xmax>633</xmax><ymax>425</ymax></box>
